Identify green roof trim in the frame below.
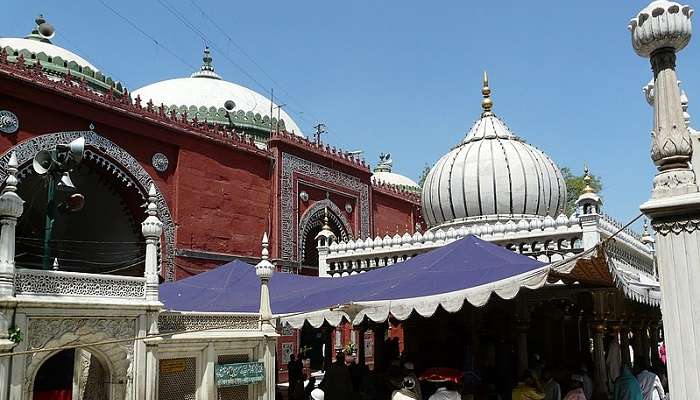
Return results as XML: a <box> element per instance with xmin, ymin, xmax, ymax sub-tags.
<box><xmin>158</xmin><ymin>104</ymin><xmax>287</xmax><ymax>139</ymax></box>
<box><xmin>1</xmin><ymin>45</ymin><xmax>125</xmax><ymax>96</ymax></box>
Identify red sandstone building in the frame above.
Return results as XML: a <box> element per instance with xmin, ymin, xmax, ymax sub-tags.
<box><xmin>0</xmin><ymin>17</ymin><xmax>420</xmax><ymax>380</ymax></box>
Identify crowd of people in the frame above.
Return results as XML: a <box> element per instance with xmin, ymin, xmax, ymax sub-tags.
<box><xmin>280</xmin><ymin>352</ymin><xmax>667</xmax><ymax>400</ymax></box>
<box><xmin>510</xmin><ymin>359</ymin><xmax>666</xmax><ymax>400</ymax></box>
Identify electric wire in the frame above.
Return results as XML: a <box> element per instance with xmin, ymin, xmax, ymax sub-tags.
<box><xmin>96</xmin><ymin>0</ymin><xmax>197</xmax><ymax>71</ymax></box>
<box><xmin>187</xmin><ymin>0</ymin><xmax>322</xmax><ymax>125</ymax></box>
<box><xmin>156</xmin><ymin>0</ymin><xmax>318</xmax><ymax>131</ymax></box>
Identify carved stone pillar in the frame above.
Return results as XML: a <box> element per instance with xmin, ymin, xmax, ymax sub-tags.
<box><xmin>639</xmin><ymin>321</ymin><xmax>650</xmax><ymax>365</ymax></box>
<box><xmin>262</xmin><ymin>337</ymin><xmax>277</xmax><ymax>400</ymax></box>
<box><xmin>141</xmin><ymin>184</ymin><xmax>162</xmax><ymax>303</ymax></box>
<box><xmin>144</xmin><ymin>341</ymin><xmax>159</xmax><ymax>400</ymax></box>
<box><xmin>630</xmin><ymin>321</ymin><xmax>643</xmax><ymax>365</ymax></box>
<box><xmin>591</xmin><ymin>321</ymin><xmax>608</xmax><ymax>399</ymax></box>
<box><xmin>620</xmin><ymin>324</ymin><xmax>631</xmax><ymax>367</ymax></box>
<box><xmin>0</xmin><ymin>153</ymin><xmax>22</xmax><ymax>400</ymax></box>
<box><xmin>649</xmin><ymin>322</ymin><xmax>661</xmax><ymax>367</ymax></box>
<box><xmin>631</xmin><ymin>2</ymin><xmax>700</xmax><ymax>395</ymax></box>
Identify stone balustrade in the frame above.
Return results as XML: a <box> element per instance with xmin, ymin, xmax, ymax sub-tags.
<box><xmin>324</xmin><ymin>212</ymin><xmax>655</xmax><ymax>277</ymax></box>
<box><xmin>325</xmin><ymin>214</ymin><xmax>587</xmax><ymax>277</ymax></box>
<box><xmin>14</xmin><ymin>268</ymin><xmax>147</xmax><ymax>299</ymax></box>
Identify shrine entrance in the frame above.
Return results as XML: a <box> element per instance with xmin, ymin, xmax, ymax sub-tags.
<box><xmin>32</xmin><ymin>348</ymin><xmax>110</xmax><ymax>400</ymax></box>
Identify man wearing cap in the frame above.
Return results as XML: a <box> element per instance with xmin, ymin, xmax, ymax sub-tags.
<box><xmin>392</xmin><ymin>376</ymin><xmax>420</xmax><ymax>400</ymax></box>
<box><xmin>403</xmin><ymin>362</ymin><xmax>423</xmax><ymax>400</ymax></box>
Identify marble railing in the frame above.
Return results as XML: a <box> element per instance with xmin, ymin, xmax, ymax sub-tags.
<box><xmin>158</xmin><ymin>312</ymin><xmax>261</xmax><ymax>332</ymax></box>
<box><xmin>14</xmin><ymin>269</ymin><xmax>147</xmax><ymax>299</ymax></box>
<box><xmin>325</xmin><ymin>214</ymin><xmax>588</xmax><ymax>277</ymax></box>
<box><xmin>325</xmin><ymin>212</ymin><xmax>656</xmax><ymax>277</ymax></box>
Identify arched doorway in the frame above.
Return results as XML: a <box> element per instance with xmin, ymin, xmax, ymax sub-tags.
<box><xmin>33</xmin><ymin>348</ymin><xmax>110</xmax><ymax>400</ymax></box>
<box><xmin>15</xmin><ymin>151</ymin><xmax>144</xmax><ymax>275</ymax></box>
<box><xmin>298</xmin><ymin>200</ymin><xmax>352</xmax><ymax>269</ymax></box>
<box><xmin>0</xmin><ymin>131</ymin><xmax>176</xmax><ymax>279</ymax></box>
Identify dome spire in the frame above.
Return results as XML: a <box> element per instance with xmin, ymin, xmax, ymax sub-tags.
<box><xmin>191</xmin><ymin>46</ymin><xmax>222</xmax><ymax>80</ymax></box>
<box><xmin>583</xmin><ymin>162</ymin><xmax>596</xmax><ymax>194</ymax></box>
<box><xmin>481</xmin><ymin>71</ymin><xmax>493</xmax><ymax>117</ymax></box>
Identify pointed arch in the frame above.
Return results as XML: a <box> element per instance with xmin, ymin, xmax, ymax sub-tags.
<box><xmin>0</xmin><ymin>131</ymin><xmax>176</xmax><ymax>280</ymax></box>
<box><xmin>298</xmin><ymin>200</ymin><xmax>353</xmax><ymax>266</ymax></box>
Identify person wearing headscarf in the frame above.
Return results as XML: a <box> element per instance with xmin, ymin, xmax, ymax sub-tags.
<box><xmin>613</xmin><ymin>365</ymin><xmax>643</xmax><ymax>400</ymax></box>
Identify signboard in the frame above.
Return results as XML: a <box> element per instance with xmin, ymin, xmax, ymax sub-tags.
<box><xmin>216</xmin><ymin>362</ymin><xmax>265</xmax><ymax>387</ymax></box>
<box><xmin>160</xmin><ymin>359</ymin><xmax>186</xmax><ymax>374</ymax></box>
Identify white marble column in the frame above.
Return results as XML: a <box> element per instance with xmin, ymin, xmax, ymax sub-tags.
<box><xmin>0</xmin><ymin>153</ymin><xmax>22</xmax><ymax>400</ymax></box>
<box><xmin>142</xmin><ymin>183</ymin><xmax>163</xmax><ymax>400</ymax></box>
<box><xmin>144</xmin><ymin>342</ymin><xmax>159</xmax><ymax>400</ymax></box>
<box><xmin>631</xmin><ymin>2</ymin><xmax>700</xmax><ymax>396</ymax></box>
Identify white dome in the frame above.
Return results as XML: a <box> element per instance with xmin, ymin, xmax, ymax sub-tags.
<box><xmin>372</xmin><ymin>171</ymin><xmax>419</xmax><ymax>189</ymax></box>
<box><xmin>421</xmin><ymin>74</ymin><xmax>566</xmax><ymax>228</ymax></box>
<box><xmin>0</xmin><ymin>37</ymin><xmax>98</xmax><ymax>71</ymax></box>
<box><xmin>132</xmin><ymin>49</ymin><xmax>304</xmax><ymax>136</ymax></box>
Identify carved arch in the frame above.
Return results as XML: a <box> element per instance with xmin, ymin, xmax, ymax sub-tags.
<box><xmin>298</xmin><ymin>199</ymin><xmax>353</xmax><ymax>264</ymax></box>
<box><xmin>0</xmin><ymin>131</ymin><xmax>176</xmax><ymax>280</ymax></box>
<box><xmin>24</xmin><ymin>318</ymin><xmax>135</xmax><ymax>399</ymax></box>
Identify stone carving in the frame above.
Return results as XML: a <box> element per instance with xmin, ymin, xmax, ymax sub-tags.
<box><xmin>651</xmin><ymin>217</ymin><xmax>700</xmax><ymax>236</ymax></box>
<box><xmin>0</xmin><ymin>131</ymin><xmax>177</xmax><ymax>280</ymax></box>
<box><xmin>0</xmin><ymin>110</ymin><xmax>18</xmax><ymax>134</ymax></box>
<box><xmin>27</xmin><ymin>318</ymin><xmax>135</xmax><ymax>350</ymax></box>
<box><xmin>298</xmin><ymin>199</ymin><xmax>353</xmax><ymax>262</ymax></box>
<box><xmin>14</xmin><ymin>269</ymin><xmax>146</xmax><ymax>298</ymax></box>
<box><xmin>281</xmin><ymin>152</ymin><xmax>370</xmax><ymax>261</ymax></box>
<box><xmin>151</xmin><ymin>152</ymin><xmax>169</xmax><ymax>172</ymax></box>
<box><xmin>158</xmin><ymin>313</ymin><xmax>260</xmax><ymax>332</ymax></box>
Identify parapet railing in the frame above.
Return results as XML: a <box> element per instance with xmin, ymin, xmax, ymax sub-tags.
<box><xmin>14</xmin><ymin>268</ymin><xmax>147</xmax><ymax>299</ymax></box>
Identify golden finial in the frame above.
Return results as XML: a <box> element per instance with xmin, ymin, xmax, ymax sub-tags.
<box><xmin>583</xmin><ymin>162</ymin><xmax>595</xmax><ymax>194</ymax></box>
<box><xmin>481</xmin><ymin>70</ymin><xmax>493</xmax><ymax>116</ymax></box>
<box><xmin>322</xmin><ymin>207</ymin><xmax>331</xmax><ymax>230</ymax></box>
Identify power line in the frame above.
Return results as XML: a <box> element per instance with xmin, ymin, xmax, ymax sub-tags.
<box><xmin>157</xmin><ymin>0</ymin><xmax>318</xmax><ymax>132</ymax></box>
<box><xmin>187</xmin><ymin>0</ymin><xmax>322</xmax><ymax>124</ymax></box>
<box><xmin>96</xmin><ymin>0</ymin><xmax>196</xmax><ymax>71</ymax></box>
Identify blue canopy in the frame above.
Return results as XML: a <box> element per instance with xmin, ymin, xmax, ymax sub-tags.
<box><xmin>160</xmin><ymin>235</ymin><xmax>552</xmax><ymax>327</ymax></box>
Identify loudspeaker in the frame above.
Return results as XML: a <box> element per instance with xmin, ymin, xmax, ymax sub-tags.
<box><xmin>32</xmin><ymin>150</ymin><xmax>53</xmax><ymax>175</ymax></box>
<box><xmin>68</xmin><ymin>137</ymin><xmax>85</xmax><ymax>163</ymax></box>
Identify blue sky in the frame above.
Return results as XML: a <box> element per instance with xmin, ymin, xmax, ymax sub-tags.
<box><xmin>2</xmin><ymin>0</ymin><xmax>699</xmax><ymax>226</ymax></box>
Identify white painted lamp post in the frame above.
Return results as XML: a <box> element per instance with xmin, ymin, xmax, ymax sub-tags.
<box><xmin>630</xmin><ymin>1</ymin><xmax>700</xmax><ymax>395</ymax></box>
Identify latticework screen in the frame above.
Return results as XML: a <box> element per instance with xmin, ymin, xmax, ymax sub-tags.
<box><xmin>158</xmin><ymin>357</ymin><xmax>197</xmax><ymax>400</ymax></box>
<box><xmin>217</xmin><ymin>354</ymin><xmax>250</xmax><ymax>400</ymax></box>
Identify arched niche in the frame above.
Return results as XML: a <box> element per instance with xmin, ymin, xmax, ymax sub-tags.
<box><xmin>0</xmin><ymin>131</ymin><xmax>176</xmax><ymax>280</ymax></box>
<box><xmin>298</xmin><ymin>200</ymin><xmax>352</xmax><ymax>267</ymax></box>
<box><xmin>24</xmin><ymin>318</ymin><xmax>134</xmax><ymax>400</ymax></box>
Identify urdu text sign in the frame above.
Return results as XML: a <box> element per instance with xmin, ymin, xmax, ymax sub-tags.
<box><xmin>216</xmin><ymin>361</ymin><xmax>265</xmax><ymax>387</ymax></box>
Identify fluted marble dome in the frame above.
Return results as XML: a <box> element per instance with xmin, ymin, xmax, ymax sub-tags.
<box><xmin>421</xmin><ymin>73</ymin><xmax>566</xmax><ymax>228</ymax></box>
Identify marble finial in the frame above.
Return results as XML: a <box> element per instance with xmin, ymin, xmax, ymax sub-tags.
<box><xmin>630</xmin><ymin>1</ymin><xmax>693</xmax><ymax>57</ymax></box>
<box><xmin>481</xmin><ymin>71</ymin><xmax>493</xmax><ymax>116</ymax></box>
